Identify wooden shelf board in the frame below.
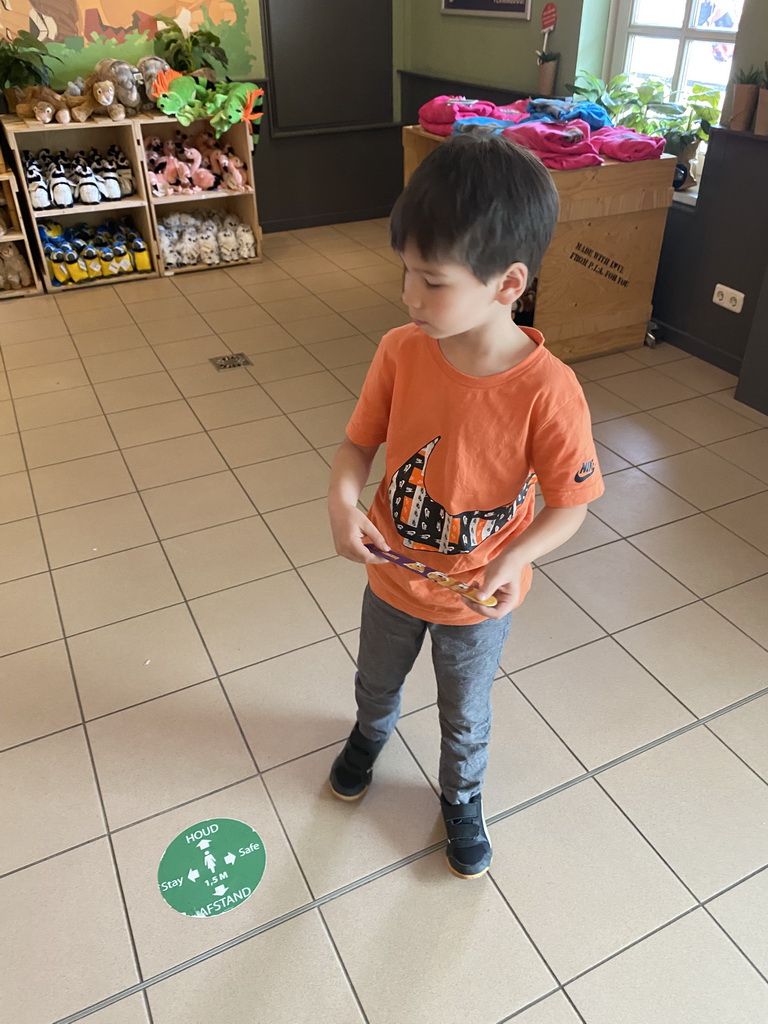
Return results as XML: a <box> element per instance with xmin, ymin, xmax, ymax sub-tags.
<box><xmin>0</xmin><ymin>284</ymin><xmax>42</xmax><ymax>300</ymax></box>
<box><xmin>33</xmin><ymin>197</ymin><xmax>147</xmax><ymax>219</ymax></box>
<box><xmin>164</xmin><ymin>254</ymin><xmax>262</xmax><ymax>275</ymax></box>
<box><xmin>152</xmin><ymin>188</ymin><xmax>254</xmax><ymax>205</ymax></box>
<box><xmin>1</xmin><ymin>231</ymin><xmax>25</xmax><ymax>243</ymax></box>
<box><xmin>44</xmin><ymin>271</ymin><xmax>158</xmax><ymax>291</ymax></box>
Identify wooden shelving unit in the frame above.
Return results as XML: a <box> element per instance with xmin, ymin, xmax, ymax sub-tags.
<box><xmin>0</xmin><ymin>169</ymin><xmax>44</xmax><ymax>300</ymax></box>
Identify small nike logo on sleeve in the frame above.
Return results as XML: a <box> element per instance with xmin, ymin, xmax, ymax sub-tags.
<box><xmin>574</xmin><ymin>460</ymin><xmax>595</xmax><ymax>483</ymax></box>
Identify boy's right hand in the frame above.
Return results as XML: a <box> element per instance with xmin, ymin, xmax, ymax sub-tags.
<box><xmin>330</xmin><ymin>504</ymin><xmax>391</xmax><ymax>565</ymax></box>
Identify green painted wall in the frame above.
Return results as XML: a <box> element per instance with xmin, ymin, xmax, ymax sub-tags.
<box><xmin>400</xmin><ymin>0</ymin><xmax>586</xmax><ymax>96</ymax></box>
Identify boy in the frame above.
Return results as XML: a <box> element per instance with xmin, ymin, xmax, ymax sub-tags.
<box><xmin>327</xmin><ymin>132</ymin><xmax>604</xmax><ymax>879</ymax></box>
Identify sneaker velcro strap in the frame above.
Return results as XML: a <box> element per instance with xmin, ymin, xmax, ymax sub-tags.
<box><xmin>343</xmin><ymin>742</ymin><xmax>375</xmax><ymax>772</ymax></box>
<box><xmin>445</xmin><ymin>822</ymin><xmax>479</xmax><ymax>841</ymax></box>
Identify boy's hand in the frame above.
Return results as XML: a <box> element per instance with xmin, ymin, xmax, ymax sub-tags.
<box><xmin>464</xmin><ymin>551</ymin><xmax>526</xmax><ymax>619</ymax></box>
<box><xmin>330</xmin><ymin>503</ymin><xmax>391</xmax><ymax>565</ymax></box>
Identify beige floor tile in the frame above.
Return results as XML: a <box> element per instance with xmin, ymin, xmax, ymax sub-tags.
<box><xmin>709</xmin><ymin>693</ymin><xmax>768</xmax><ymax>783</ymax></box>
<box><xmin>3</xmin><ymin>312</ymin><xmax>67</xmax><ymax>343</ymax></box>
<box><xmin>0</xmin><ymin>726</ymin><xmax>104</xmax><ymax>874</ymax></box>
<box><xmin>399</xmin><ymin>680</ymin><xmax>583</xmax><ymax>816</ymax></box>
<box><xmin>343</xmin><ymin>302</ymin><xmax>408</xmax><ymax>333</ymax></box>
<box><xmin>537</xmin><ymin>510</ymin><xmax>620</xmax><ymax>564</ymax></box>
<box><xmin>224</xmin><ymin>637</ymin><xmax>357</xmax><ymax>769</ymax></box>
<box><xmin>371</xmin><ymin>280</ymin><xmax>408</xmax><ymax>305</ymax></box>
<box><xmin>89</xmin><ymin>680</ymin><xmax>254</xmax><ymax>828</ymax></box>
<box><xmin>264</xmin><ymin>496</ymin><xmax>335</xmax><ymax>566</ymax></box>
<box><xmin>350</xmin><ymin>262</ymin><xmax>403</xmax><ymax>285</ymax></box>
<box><xmin>140</xmin><ymin>311</ymin><xmax>211</xmax><ymax>344</ymax></box>
<box><xmin>69</xmin><ymin>605</ymin><xmax>214</xmax><ymax>719</ymax></box>
<box><xmin>0</xmin><ymin>839</ymin><xmax>138</xmax><ymax>1024</ymax></box>
<box><xmin>707</xmin><ymin>574</ymin><xmax>768</xmax><ymax>647</ymax></box>
<box><xmin>30</xmin><ymin>451</ymin><xmax>134</xmax><ymax>514</ymax></box>
<box><xmin>286</xmin><ymin>312</ymin><xmax>360</xmax><ymax>344</ymax></box>
<box><xmin>708</xmin><ymin>868</ymin><xmax>768</xmax><ymax>975</ymax></box>
<box><xmin>244</xmin><ymin>278</ymin><xmax>311</xmax><ymax>303</ymax></box>
<box><xmin>83</xmin><ymin>347</ymin><xmax>164</xmax><ymax>384</ymax></box>
<box><xmin>236</xmin><ymin>450</ymin><xmax>330</xmax><ymax>511</ymax></box>
<box><xmin>141</xmin><ymin>471</ymin><xmax>254</xmax><ymax>539</ymax></box>
<box><xmin>306</xmin><ymin>334</ymin><xmax>377</xmax><ymax>369</ymax></box>
<box><xmin>63</xmin><ymin>305</ymin><xmax>133</xmax><ymax>335</ymax></box>
<box><xmin>0</xmin><ymin>399</ymin><xmax>14</xmax><ymax>436</ymax></box>
<box><xmin>153</xmin><ymin>334</ymin><xmax>227</xmax><ymax>370</ymax></box>
<box><xmin>210</xmin><ymin>415</ymin><xmax>311</xmax><ymax>467</ymax></box>
<box><xmin>225</xmin><ymin>261</ymin><xmax>290</xmax><ymax>286</ymax></box>
<box><xmin>658</xmin><ymin>356</ymin><xmax>739</xmax><ymax>394</ymax></box>
<box><xmin>165</xmin><ymin>516</ymin><xmax>290</xmax><ymax>599</ymax></box>
<box><xmin>302</xmin><ymin>269</ymin><xmax>361</xmax><ymax>292</ymax></box>
<box><xmin>544</xmin><ymin>541</ymin><xmax>693</xmax><ymax>633</ymax></box>
<box><xmin>330</xmin><ymin>249</ymin><xmax>391</xmax><ymax>270</ymax></box>
<box><xmin>323</xmin><ymin>850</ymin><xmax>553</xmax><ymax>1022</ymax></box>
<box><xmin>147</xmin><ymin>910</ymin><xmax>363</xmax><ymax>1024</ymax></box>
<box><xmin>320</xmin><ymin>285</ymin><xmax>383</xmax><ymax>312</ymax></box>
<box><xmin>591</xmin><ymin>467</ymin><xmax>696</xmax><ymax>536</ymax></box>
<box><xmin>633</xmin><ymin>514</ymin><xmax>768</xmax><ymax>596</ymax></box>
<box><xmin>0</xmin><ymin>470</ymin><xmax>35</xmax><ymax>523</ymax></box>
<box><xmin>499</xmin><ymin>570</ymin><xmax>605</xmax><ymax>672</ymax></box>
<box><xmin>299</xmin><ymin>555</ymin><xmax>367</xmax><ymax>632</ymax></box>
<box><xmin>651</xmin><ymin>395</ymin><xmax>761</xmax><ymax>445</ymax></box>
<box><xmin>8</xmin><ymin>358</ymin><xmax>89</xmax><ymax>399</ymax></box>
<box><xmin>581</xmin><ymin>381</ymin><xmax>639</xmax><ymax>422</ymax></box>
<box><xmin>265</xmin><ymin>733</ymin><xmax>442</xmax><ymax>896</ymax></box>
<box><xmin>593</xmin><ymin>411</ymin><xmax>698</xmax><ymax>464</ymax></box>
<box><xmin>56</xmin><ymin>284</ymin><xmax>123</xmax><ymax>312</ymax></box>
<box><xmin>341</xmin><ymin>627</ymin><xmax>441</xmax><ymax>714</ymax></box>
<box><xmin>0</xmin><ymin>433</ymin><xmax>24</xmax><ymax>475</ymax></box>
<box><xmin>188</xmin><ymin>384</ymin><xmax>279</xmax><ymax>430</ymax></box>
<box><xmin>567</xmin><ymin>909</ymin><xmax>768</xmax><ymax>1024</ymax></box>
<box><xmin>0</xmin><ymin>293</ymin><xmax>58</xmax><ymax>324</ymax></box>
<box><xmin>643</xmin><ymin>448</ymin><xmax>766</xmax><ymax>511</ymax></box>
<box><xmin>271</xmin><ymin>255</ymin><xmax>340</xmax><ymax>277</ymax></box>
<box><xmin>265</xmin><ymin>371</ymin><xmax>353</xmax><ymax>413</ymax></box>
<box><xmin>54</xmin><ymin>544</ymin><xmax>181</xmax><ymax>635</ymax></box>
<box><xmin>191</xmin><ymin>570</ymin><xmax>332</xmax><ymax>674</ymax></box>
<box><xmin>170</xmin><ymin>362</ymin><xmax>256</xmax><ymax>399</ymax></box>
<box><xmin>514</xmin><ymin>637</ymin><xmax>694</xmax><ymax>766</ymax></box>
<box><xmin>2</xmin><ymin>335</ymin><xmax>78</xmax><ymax>370</ymax></box>
<box><xmin>574</xmin><ymin>352</ymin><xmax>645</xmax><ymax>380</ymax></box>
<box><xmin>13</xmin><ymin>385</ymin><xmax>101</xmax><ymax>431</ymax></box>
<box><xmin>247</xmin><ymin>346</ymin><xmax>324</xmax><ymax>383</ymax></box>
<box><xmin>512</xmin><ymin>993</ymin><xmax>583</xmax><ymax>1024</ymax></box>
<box><xmin>628</xmin><ymin>344</ymin><xmax>689</xmax><ymax>367</ymax></box>
<box><xmin>41</xmin><ymin>493</ymin><xmax>155</xmax><ymax>569</ymax></box>
<box><xmin>0</xmin><ymin>517</ymin><xmax>47</xmax><ymax>583</ymax></box>
<box><xmin>203</xmin><ymin>303</ymin><xmax>276</xmax><ymax>334</ymax></box>
<box><xmin>710</xmin><ymin>490</ymin><xmax>768</xmax><ymax>555</ymax></box>
<box><xmin>128</xmin><ymin>295</ymin><xmax>196</xmax><ymax>323</ymax></box>
<box><xmin>188</xmin><ymin>287</ymin><xmax>259</xmax><ymax>315</ymax></box>
<box><xmin>290</xmin><ymin>398</ymin><xmax>357</xmax><ymax>446</ymax></box>
<box><xmin>0</xmin><ymin>641</ymin><xmax>79</xmax><ymax>749</ymax></box>
<box><xmin>260</xmin><ymin>294</ymin><xmax>332</xmax><ymax>323</ymax></box>
<box><xmin>173</xmin><ymin>267</ymin><xmax>234</xmax><ymax>293</ymax></box>
<box><xmin>86</xmin><ymin>994</ymin><xmax>150</xmax><ymax>1024</ymax></box>
<box><xmin>0</xmin><ymin>372</ymin><xmax>7</xmax><ymax>401</ymax></box>
<box><xmin>21</xmin><ymin>415</ymin><xmax>116</xmax><ymax>469</ymax></box>
<box><xmin>0</xmin><ymin>572</ymin><xmax>62</xmax><ymax>656</ymax></box>
<box><xmin>124</xmin><ymin>433</ymin><xmax>226</xmax><ymax>490</ymax></box>
<box><xmin>492</xmin><ymin>780</ymin><xmax>693</xmax><ymax>980</ymax></box>
<box><xmin>221</xmin><ymin>321</ymin><xmax>298</xmax><ymax>356</ymax></box>
<box><xmin>710</xmin><ymin>430</ymin><xmax>768</xmax><ymax>484</ymax></box>
<box><xmin>116</xmin><ymin>277</ymin><xmax>179</xmax><ymax>302</ymax></box>
<box><xmin>72</xmin><ymin>323</ymin><xmax>149</xmax><ymax>358</ymax></box>
<box><xmin>600</xmin><ymin>727</ymin><xmax>768</xmax><ymax>898</ymax></box>
<box><xmin>711</xmin><ymin>387</ymin><xmax>768</xmax><ymax>427</ymax></box>
<box><xmin>600</xmin><ymin>367</ymin><xmax>699</xmax><ymax>409</ymax></box>
<box><xmin>333</xmin><ymin>362</ymin><xmax>370</xmax><ymax>396</ymax></box>
<box><xmin>109</xmin><ymin>399</ymin><xmax>203</xmax><ymax>448</ymax></box>
<box><xmin>113</xmin><ymin>776</ymin><xmax>310</xmax><ymax>977</ymax></box>
<box><xmin>95</xmin><ymin>371</ymin><xmax>182</xmax><ymax>413</ymax></box>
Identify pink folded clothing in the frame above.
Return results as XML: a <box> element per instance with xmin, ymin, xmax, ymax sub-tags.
<box><xmin>419</xmin><ymin>95</ymin><xmax>498</xmax><ymax>136</ymax></box>
<box><xmin>592</xmin><ymin>127</ymin><xmax>665</xmax><ymax>161</ymax></box>
<box><xmin>503</xmin><ymin>119</ymin><xmax>603</xmax><ymax>170</ymax></box>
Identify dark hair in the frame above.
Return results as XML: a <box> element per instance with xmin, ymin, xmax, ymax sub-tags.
<box><xmin>390</xmin><ymin>130</ymin><xmax>559</xmax><ymax>283</ymax></box>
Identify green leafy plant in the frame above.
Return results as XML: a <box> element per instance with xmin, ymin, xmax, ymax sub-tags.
<box><xmin>153</xmin><ymin>17</ymin><xmax>229</xmax><ymax>73</ymax></box>
<box><xmin>734</xmin><ymin>66</ymin><xmax>761</xmax><ymax>85</ymax></box>
<box><xmin>0</xmin><ymin>31</ymin><xmax>61</xmax><ymax>90</ymax></box>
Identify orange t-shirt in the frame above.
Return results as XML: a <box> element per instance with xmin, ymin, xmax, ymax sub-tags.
<box><xmin>346</xmin><ymin>324</ymin><xmax>605</xmax><ymax>625</ymax></box>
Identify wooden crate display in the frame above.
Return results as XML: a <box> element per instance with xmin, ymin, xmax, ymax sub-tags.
<box><xmin>136</xmin><ymin>113</ymin><xmax>262</xmax><ymax>277</ymax></box>
<box><xmin>402</xmin><ymin>125</ymin><xmax>676</xmax><ymax>362</ymax></box>
<box><xmin>2</xmin><ymin>114</ymin><xmax>158</xmax><ymax>293</ymax></box>
<box><xmin>0</xmin><ymin>169</ymin><xmax>44</xmax><ymax>300</ymax></box>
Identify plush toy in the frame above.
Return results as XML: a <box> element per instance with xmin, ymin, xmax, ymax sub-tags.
<box><xmin>70</xmin><ymin>159</ymin><xmax>101</xmax><ymax>205</ymax></box>
<box><xmin>92</xmin><ymin>59</ymin><xmax>142</xmax><ymax>116</ymax></box>
<box><xmin>69</xmin><ymin>80</ymin><xmax>125</xmax><ymax>123</ymax></box>
<box><xmin>217</xmin><ymin>225</ymin><xmax>238</xmax><ymax>262</ymax></box>
<box><xmin>65</xmin><ymin>77</ymin><xmax>85</xmax><ymax>97</ymax></box>
<box><xmin>15</xmin><ymin>86</ymin><xmax>72</xmax><ymax>125</ymax></box>
<box><xmin>0</xmin><ymin>208</ymin><xmax>8</xmax><ymax>238</ymax></box>
<box><xmin>236</xmin><ymin>222</ymin><xmax>256</xmax><ymax>259</ymax></box>
<box><xmin>137</xmin><ymin>55</ymin><xmax>171</xmax><ymax>110</ymax></box>
<box><xmin>0</xmin><ymin>243</ymin><xmax>33</xmax><ymax>289</ymax></box>
<box><xmin>38</xmin><ymin>217</ymin><xmax>151</xmax><ymax>286</ymax></box>
<box><xmin>197</xmin><ymin>223</ymin><xmax>220</xmax><ymax>265</ymax></box>
<box><xmin>48</xmin><ymin>161</ymin><xmax>74</xmax><ymax>208</ymax></box>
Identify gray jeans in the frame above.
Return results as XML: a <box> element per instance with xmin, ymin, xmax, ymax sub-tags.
<box><xmin>355</xmin><ymin>586</ymin><xmax>512</xmax><ymax>804</ymax></box>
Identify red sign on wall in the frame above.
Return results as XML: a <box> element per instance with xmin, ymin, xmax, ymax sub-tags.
<box><xmin>541</xmin><ymin>2</ymin><xmax>558</xmax><ymax>30</ymax></box>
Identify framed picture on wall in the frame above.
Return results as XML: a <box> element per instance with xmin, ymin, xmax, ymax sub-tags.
<box><xmin>441</xmin><ymin>0</ymin><xmax>531</xmax><ymax>19</ymax></box>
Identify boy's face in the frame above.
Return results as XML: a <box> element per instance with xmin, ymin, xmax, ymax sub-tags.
<box><xmin>400</xmin><ymin>241</ymin><xmax>526</xmax><ymax>340</ymax></box>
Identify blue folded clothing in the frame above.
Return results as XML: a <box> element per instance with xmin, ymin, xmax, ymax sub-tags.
<box><xmin>525</xmin><ymin>98</ymin><xmax>613</xmax><ymax>130</ymax></box>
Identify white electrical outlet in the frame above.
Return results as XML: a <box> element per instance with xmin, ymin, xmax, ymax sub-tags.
<box><xmin>712</xmin><ymin>284</ymin><xmax>745</xmax><ymax>314</ymax></box>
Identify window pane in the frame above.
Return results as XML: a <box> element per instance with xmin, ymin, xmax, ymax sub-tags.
<box><xmin>682</xmin><ymin>38</ymin><xmax>734</xmax><ymax>97</ymax></box>
<box><xmin>692</xmin><ymin>0</ymin><xmax>743</xmax><ymax>33</ymax></box>
<box><xmin>632</xmin><ymin>0</ymin><xmax>686</xmax><ymax>29</ymax></box>
<box><xmin>626</xmin><ymin>35</ymin><xmax>679</xmax><ymax>89</ymax></box>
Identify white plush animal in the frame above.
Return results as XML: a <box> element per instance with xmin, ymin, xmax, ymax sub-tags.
<box><xmin>179</xmin><ymin>227</ymin><xmax>199</xmax><ymax>265</ymax></box>
<box><xmin>217</xmin><ymin>225</ymin><xmax>238</xmax><ymax>262</ymax></box>
<box><xmin>197</xmin><ymin>223</ymin><xmax>220</xmax><ymax>265</ymax></box>
<box><xmin>72</xmin><ymin>162</ymin><xmax>101</xmax><ymax>205</ymax></box>
<box><xmin>115</xmin><ymin>154</ymin><xmax>135</xmax><ymax>196</ymax></box>
<box><xmin>48</xmin><ymin>162</ymin><xmax>74</xmax><ymax>208</ymax></box>
<box><xmin>27</xmin><ymin>165</ymin><xmax>51</xmax><ymax>209</ymax></box>
<box><xmin>236</xmin><ymin>223</ymin><xmax>256</xmax><ymax>259</ymax></box>
<box><xmin>0</xmin><ymin>242</ymin><xmax>33</xmax><ymax>289</ymax></box>
<box><xmin>158</xmin><ymin>226</ymin><xmax>179</xmax><ymax>269</ymax></box>
<box><xmin>100</xmin><ymin>159</ymin><xmax>122</xmax><ymax>201</ymax></box>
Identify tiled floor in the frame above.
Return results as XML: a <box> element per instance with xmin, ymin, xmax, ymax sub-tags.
<box><xmin>2</xmin><ymin>219</ymin><xmax>768</xmax><ymax>1024</ymax></box>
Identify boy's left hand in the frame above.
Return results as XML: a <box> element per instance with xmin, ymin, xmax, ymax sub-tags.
<box><xmin>463</xmin><ymin>552</ymin><xmax>525</xmax><ymax>620</ymax></box>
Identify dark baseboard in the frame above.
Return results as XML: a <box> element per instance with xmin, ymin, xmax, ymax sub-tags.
<box><xmin>652</xmin><ymin>320</ymin><xmax>743</xmax><ymax>376</ymax></box>
<box><xmin>262</xmin><ymin>206</ymin><xmax>394</xmax><ymax>233</ymax></box>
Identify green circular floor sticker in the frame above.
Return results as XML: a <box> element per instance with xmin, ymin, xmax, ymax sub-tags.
<box><xmin>157</xmin><ymin>818</ymin><xmax>266</xmax><ymax>918</ymax></box>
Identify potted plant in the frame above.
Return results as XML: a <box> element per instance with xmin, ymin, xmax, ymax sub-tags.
<box><xmin>153</xmin><ymin>17</ymin><xmax>229</xmax><ymax>79</ymax></box>
<box><xmin>536</xmin><ymin>50</ymin><xmax>560</xmax><ymax>97</ymax></box>
<box><xmin>730</xmin><ymin>66</ymin><xmax>760</xmax><ymax>131</ymax></box>
<box><xmin>755</xmin><ymin>63</ymin><xmax>768</xmax><ymax>136</ymax></box>
<box><xmin>0</xmin><ymin>32</ymin><xmax>61</xmax><ymax>114</ymax></box>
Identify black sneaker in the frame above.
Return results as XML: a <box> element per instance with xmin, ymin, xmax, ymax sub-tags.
<box><xmin>329</xmin><ymin>724</ymin><xmax>386</xmax><ymax>800</ymax></box>
<box><xmin>441</xmin><ymin>793</ymin><xmax>492</xmax><ymax>879</ymax></box>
